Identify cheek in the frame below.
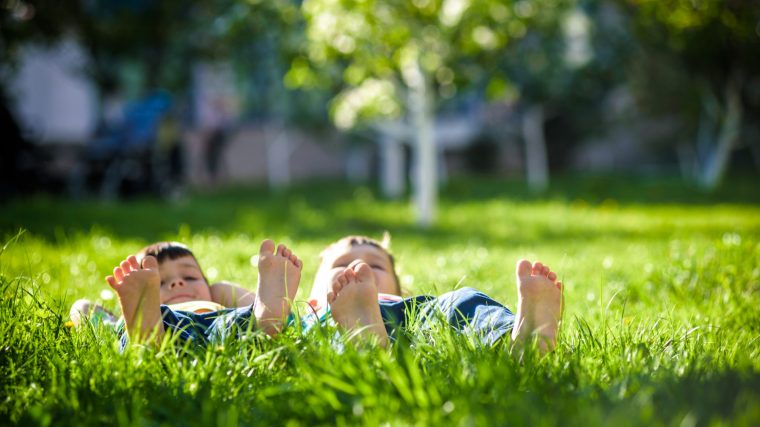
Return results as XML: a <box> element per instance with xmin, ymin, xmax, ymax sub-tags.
<box><xmin>192</xmin><ymin>282</ymin><xmax>212</xmax><ymax>300</ymax></box>
<box><xmin>158</xmin><ymin>287</ymin><xmax>171</xmax><ymax>304</ymax></box>
<box><xmin>374</xmin><ymin>271</ymin><xmax>398</xmax><ymax>294</ymax></box>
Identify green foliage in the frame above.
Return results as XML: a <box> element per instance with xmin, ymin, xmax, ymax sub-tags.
<box><xmin>296</xmin><ymin>0</ymin><xmax>574</xmax><ymax>128</ymax></box>
<box><xmin>625</xmin><ymin>0</ymin><xmax>760</xmax><ymax>134</ymax></box>
<box><xmin>1</xmin><ymin>176</ymin><xmax>760</xmax><ymax>425</ymax></box>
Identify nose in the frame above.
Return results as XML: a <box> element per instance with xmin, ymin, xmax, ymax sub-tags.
<box><xmin>169</xmin><ymin>279</ymin><xmax>185</xmax><ymax>289</ymax></box>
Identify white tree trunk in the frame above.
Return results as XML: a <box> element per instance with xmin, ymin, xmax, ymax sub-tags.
<box><xmin>380</xmin><ymin>133</ymin><xmax>404</xmax><ymax>199</ymax></box>
<box><xmin>346</xmin><ymin>145</ymin><xmax>372</xmax><ymax>183</ymax></box>
<box><xmin>266</xmin><ymin>125</ymin><xmax>292</xmax><ymax>190</ymax></box>
<box><xmin>700</xmin><ymin>81</ymin><xmax>743</xmax><ymax>190</ymax></box>
<box><xmin>523</xmin><ymin>104</ymin><xmax>549</xmax><ymax>192</ymax></box>
<box><xmin>409</xmin><ymin>73</ymin><xmax>436</xmax><ymax>227</ymax></box>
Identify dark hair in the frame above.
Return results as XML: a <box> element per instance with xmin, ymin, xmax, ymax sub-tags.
<box><xmin>138</xmin><ymin>241</ymin><xmax>196</xmax><ymax>264</ymax></box>
<box><xmin>137</xmin><ymin>242</ymin><xmax>209</xmax><ymax>284</ymax></box>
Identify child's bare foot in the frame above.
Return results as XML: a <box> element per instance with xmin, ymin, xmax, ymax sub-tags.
<box><xmin>511</xmin><ymin>259</ymin><xmax>564</xmax><ymax>353</ymax></box>
<box><xmin>105</xmin><ymin>255</ymin><xmax>164</xmax><ymax>343</ymax></box>
<box><xmin>254</xmin><ymin>240</ymin><xmax>303</xmax><ymax>336</ymax></box>
<box><xmin>327</xmin><ymin>261</ymin><xmax>389</xmax><ymax>347</ymax></box>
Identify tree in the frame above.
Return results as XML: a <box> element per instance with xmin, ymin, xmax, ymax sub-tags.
<box><xmin>493</xmin><ymin>0</ymin><xmax>633</xmax><ymax>191</ymax></box>
<box><xmin>295</xmin><ymin>0</ymin><xmax>551</xmax><ymax>226</ymax></box>
<box><xmin>1</xmin><ymin>0</ymin><xmax>199</xmax><ymax>122</ymax></box>
<box><xmin>201</xmin><ymin>0</ymin><xmax>333</xmax><ymax>189</ymax></box>
<box><xmin>627</xmin><ymin>0</ymin><xmax>760</xmax><ymax>189</ymax></box>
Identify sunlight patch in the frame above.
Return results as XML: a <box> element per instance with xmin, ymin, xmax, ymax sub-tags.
<box><xmin>602</xmin><ymin>256</ymin><xmax>614</xmax><ymax>269</ymax></box>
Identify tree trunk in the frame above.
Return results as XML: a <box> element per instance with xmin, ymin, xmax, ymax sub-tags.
<box><xmin>346</xmin><ymin>145</ymin><xmax>372</xmax><ymax>183</ymax></box>
<box><xmin>699</xmin><ymin>80</ymin><xmax>743</xmax><ymax>190</ymax></box>
<box><xmin>409</xmin><ymin>71</ymin><xmax>436</xmax><ymax>227</ymax></box>
<box><xmin>380</xmin><ymin>132</ymin><xmax>404</xmax><ymax>199</ymax></box>
<box><xmin>523</xmin><ymin>104</ymin><xmax>549</xmax><ymax>192</ymax></box>
<box><xmin>267</xmin><ymin>125</ymin><xmax>292</xmax><ymax>190</ymax></box>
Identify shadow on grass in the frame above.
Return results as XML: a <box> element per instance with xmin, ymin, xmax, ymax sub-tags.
<box><xmin>1</xmin><ymin>174</ymin><xmax>758</xmax><ymax>244</ymax></box>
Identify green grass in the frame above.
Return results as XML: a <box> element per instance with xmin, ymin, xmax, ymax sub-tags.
<box><xmin>1</xmin><ymin>175</ymin><xmax>759</xmax><ymax>426</ymax></box>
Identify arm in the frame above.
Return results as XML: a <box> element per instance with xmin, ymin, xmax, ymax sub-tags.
<box><xmin>209</xmin><ymin>281</ymin><xmax>256</xmax><ymax>308</ymax></box>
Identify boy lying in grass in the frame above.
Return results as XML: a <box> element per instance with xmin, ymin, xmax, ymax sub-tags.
<box><xmin>71</xmin><ymin>240</ymin><xmax>302</xmax><ymax>343</ymax></box>
<box><xmin>310</xmin><ymin>236</ymin><xmax>564</xmax><ymax>353</ymax></box>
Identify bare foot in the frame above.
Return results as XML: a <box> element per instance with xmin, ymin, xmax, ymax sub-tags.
<box><xmin>254</xmin><ymin>240</ymin><xmax>303</xmax><ymax>336</ymax></box>
<box><xmin>106</xmin><ymin>255</ymin><xmax>164</xmax><ymax>343</ymax></box>
<box><xmin>511</xmin><ymin>259</ymin><xmax>564</xmax><ymax>353</ymax></box>
<box><xmin>327</xmin><ymin>261</ymin><xmax>389</xmax><ymax>347</ymax></box>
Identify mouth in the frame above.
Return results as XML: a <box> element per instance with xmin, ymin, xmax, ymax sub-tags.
<box><xmin>164</xmin><ymin>294</ymin><xmax>195</xmax><ymax>304</ymax></box>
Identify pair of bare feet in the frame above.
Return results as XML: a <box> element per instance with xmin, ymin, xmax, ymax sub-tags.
<box><xmin>106</xmin><ymin>240</ymin><xmax>302</xmax><ymax>343</ymax></box>
<box><xmin>326</xmin><ymin>259</ymin><xmax>563</xmax><ymax>353</ymax></box>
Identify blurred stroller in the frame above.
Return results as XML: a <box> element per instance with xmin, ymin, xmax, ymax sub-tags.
<box><xmin>81</xmin><ymin>89</ymin><xmax>182</xmax><ymax>199</ymax></box>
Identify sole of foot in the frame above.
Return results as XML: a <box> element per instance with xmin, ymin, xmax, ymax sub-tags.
<box><xmin>106</xmin><ymin>255</ymin><xmax>164</xmax><ymax>343</ymax></box>
<box><xmin>328</xmin><ymin>261</ymin><xmax>389</xmax><ymax>347</ymax></box>
<box><xmin>511</xmin><ymin>259</ymin><xmax>564</xmax><ymax>354</ymax></box>
<box><xmin>254</xmin><ymin>239</ymin><xmax>303</xmax><ymax>336</ymax></box>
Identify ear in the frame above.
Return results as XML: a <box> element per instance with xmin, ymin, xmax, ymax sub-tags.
<box><xmin>381</xmin><ymin>231</ymin><xmax>392</xmax><ymax>250</ymax></box>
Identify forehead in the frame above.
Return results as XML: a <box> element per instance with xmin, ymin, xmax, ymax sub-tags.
<box><xmin>159</xmin><ymin>255</ymin><xmax>201</xmax><ymax>271</ymax></box>
<box><xmin>326</xmin><ymin>243</ymin><xmax>391</xmax><ymax>264</ymax></box>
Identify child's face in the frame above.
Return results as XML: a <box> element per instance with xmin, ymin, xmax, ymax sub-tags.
<box><xmin>322</xmin><ymin>244</ymin><xmax>399</xmax><ymax>295</ymax></box>
<box><xmin>157</xmin><ymin>256</ymin><xmax>212</xmax><ymax>305</ymax></box>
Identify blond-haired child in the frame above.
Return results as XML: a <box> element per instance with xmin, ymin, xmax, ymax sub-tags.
<box><xmin>309</xmin><ymin>235</ymin><xmax>564</xmax><ymax>352</ymax></box>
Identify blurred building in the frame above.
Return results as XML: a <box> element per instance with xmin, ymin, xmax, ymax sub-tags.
<box><xmin>9</xmin><ymin>37</ymin><xmax>98</xmax><ymax>145</ymax></box>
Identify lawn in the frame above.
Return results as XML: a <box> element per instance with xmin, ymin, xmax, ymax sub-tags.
<box><xmin>1</xmin><ymin>176</ymin><xmax>759</xmax><ymax>426</ymax></box>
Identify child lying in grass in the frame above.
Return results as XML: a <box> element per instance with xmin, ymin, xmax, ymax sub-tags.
<box><xmin>71</xmin><ymin>240</ymin><xmax>302</xmax><ymax>344</ymax></box>
<box><xmin>310</xmin><ymin>235</ymin><xmax>564</xmax><ymax>353</ymax></box>
<box><xmin>72</xmin><ymin>236</ymin><xmax>563</xmax><ymax>353</ymax></box>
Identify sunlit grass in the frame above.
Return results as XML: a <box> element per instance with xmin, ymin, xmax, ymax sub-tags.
<box><xmin>1</xmin><ymin>176</ymin><xmax>759</xmax><ymax>425</ymax></box>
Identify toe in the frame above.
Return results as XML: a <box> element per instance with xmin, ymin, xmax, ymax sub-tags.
<box><xmin>276</xmin><ymin>244</ymin><xmax>286</xmax><ymax>257</ymax></box>
<box><xmin>294</xmin><ymin>257</ymin><xmax>303</xmax><ymax>269</ymax></box>
<box><xmin>113</xmin><ymin>266</ymin><xmax>124</xmax><ymax>282</ymax></box>
<box><xmin>516</xmin><ymin>259</ymin><xmax>532</xmax><ymax>279</ymax></box>
<box><xmin>327</xmin><ymin>291</ymin><xmax>335</xmax><ymax>304</ymax></box>
<box><xmin>128</xmin><ymin>255</ymin><xmax>140</xmax><ymax>270</ymax></box>
<box><xmin>120</xmin><ymin>260</ymin><xmax>132</xmax><ymax>274</ymax></box>
<box><xmin>106</xmin><ymin>275</ymin><xmax>118</xmax><ymax>289</ymax></box>
<box><xmin>354</xmin><ymin>262</ymin><xmax>373</xmax><ymax>282</ymax></box>
<box><xmin>141</xmin><ymin>255</ymin><xmax>159</xmax><ymax>270</ymax></box>
<box><xmin>259</xmin><ymin>239</ymin><xmax>275</xmax><ymax>255</ymax></box>
<box><xmin>532</xmin><ymin>262</ymin><xmax>543</xmax><ymax>275</ymax></box>
<box><xmin>331</xmin><ymin>277</ymin><xmax>343</xmax><ymax>293</ymax></box>
<box><xmin>556</xmin><ymin>281</ymin><xmax>563</xmax><ymax>290</ymax></box>
<box><xmin>548</xmin><ymin>271</ymin><xmax>557</xmax><ymax>281</ymax></box>
<box><xmin>282</xmin><ymin>247</ymin><xmax>292</xmax><ymax>258</ymax></box>
<box><xmin>344</xmin><ymin>268</ymin><xmax>356</xmax><ymax>282</ymax></box>
<box><xmin>541</xmin><ymin>266</ymin><xmax>550</xmax><ymax>277</ymax></box>
<box><xmin>337</xmin><ymin>274</ymin><xmax>348</xmax><ymax>287</ymax></box>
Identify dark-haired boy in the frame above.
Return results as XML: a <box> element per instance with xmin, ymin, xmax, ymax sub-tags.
<box><xmin>71</xmin><ymin>240</ymin><xmax>302</xmax><ymax>344</ymax></box>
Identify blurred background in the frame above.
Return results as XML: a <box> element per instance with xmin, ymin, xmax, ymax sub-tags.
<box><xmin>1</xmin><ymin>0</ymin><xmax>758</xmax><ymax>225</ymax></box>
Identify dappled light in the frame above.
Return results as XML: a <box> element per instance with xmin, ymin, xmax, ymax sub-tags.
<box><xmin>1</xmin><ymin>0</ymin><xmax>759</xmax><ymax>425</ymax></box>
